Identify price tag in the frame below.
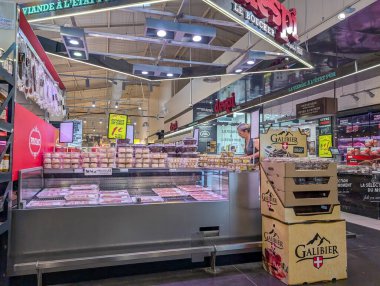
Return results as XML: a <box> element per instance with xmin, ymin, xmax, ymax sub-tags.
<box><xmin>84</xmin><ymin>168</ymin><xmax>112</xmax><ymax>176</ymax></box>
<box><xmin>74</xmin><ymin>168</ymin><xmax>84</xmax><ymax>173</ymax></box>
<box><xmin>119</xmin><ymin>168</ymin><xmax>129</xmax><ymax>173</ymax></box>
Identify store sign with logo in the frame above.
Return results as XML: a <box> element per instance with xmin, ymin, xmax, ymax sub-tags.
<box><xmin>13</xmin><ymin>103</ymin><xmax>57</xmax><ymax>180</ymax></box>
<box><xmin>262</xmin><ymin>189</ymin><xmax>278</xmax><ymax>212</ymax></box>
<box><xmin>264</xmin><ymin>227</ymin><xmax>284</xmax><ymax>250</ymax></box>
<box><xmin>170</xmin><ymin>121</ymin><xmax>178</xmax><ymax>131</ymax></box>
<box><xmin>319</xmin><ymin>117</ymin><xmax>332</xmax><ymax>126</ymax></box>
<box><xmin>214</xmin><ymin>93</ymin><xmax>237</xmax><ymax>114</ymax></box>
<box><xmin>288</xmin><ymin>72</ymin><xmax>337</xmax><ymax>93</ymax></box>
<box><xmin>295</xmin><ymin>233</ymin><xmax>339</xmax><ymax>269</ymax></box>
<box><xmin>260</xmin><ymin>127</ymin><xmax>307</xmax><ymax>158</ymax></box>
<box><xmin>205</xmin><ymin>0</ymin><xmax>303</xmax><ymax>56</ymax></box>
<box><xmin>108</xmin><ymin>113</ymin><xmax>128</xmax><ymax>139</ymax></box>
<box><xmin>296</xmin><ymin>97</ymin><xmax>337</xmax><ymax>119</ymax></box>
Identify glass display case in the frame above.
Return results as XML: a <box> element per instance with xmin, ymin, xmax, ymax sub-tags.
<box><xmin>18</xmin><ymin>168</ymin><xmax>229</xmax><ymax>209</ymax></box>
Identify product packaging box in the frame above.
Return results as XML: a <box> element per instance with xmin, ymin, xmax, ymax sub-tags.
<box><xmin>262</xmin><ymin>215</ymin><xmax>347</xmax><ymax>285</ymax></box>
<box><xmin>261</xmin><ymin>161</ymin><xmax>337</xmax><ymax>178</ymax></box>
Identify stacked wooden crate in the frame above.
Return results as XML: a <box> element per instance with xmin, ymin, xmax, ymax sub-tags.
<box><xmin>260</xmin><ymin>160</ymin><xmax>347</xmax><ymax>285</ymax></box>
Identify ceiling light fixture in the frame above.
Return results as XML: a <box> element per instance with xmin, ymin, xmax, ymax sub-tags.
<box><xmin>73</xmin><ymin>51</ymin><xmax>82</xmax><ymax>57</ymax></box>
<box><xmin>99</xmin><ymin>120</ymin><xmax>103</xmax><ymax>124</ymax></box>
<box><xmin>92</xmin><ymin>101</ymin><xmax>96</xmax><ymax>107</ymax></box>
<box><xmin>115</xmin><ymin>102</ymin><xmax>119</xmax><ymax>108</ymax></box>
<box><xmin>156</xmin><ymin>30</ymin><xmax>167</xmax><ymax>38</ymax></box>
<box><xmin>69</xmin><ymin>39</ymin><xmax>80</xmax><ymax>45</ymax></box>
<box><xmin>192</xmin><ymin>35</ymin><xmax>202</xmax><ymax>42</ymax></box>
<box><xmin>142</xmin><ymin>71</ymin><xmax>149</xmax><ymax>75</ymax></box>
<box><xmin>337</xmin><ymin>12</ymin><xmax>346</xmax><ymax>20</ymax></box>
<box><xmin>138</xmin><ymin>106</ymin><xmax>142</xmax><ymax>110</ymax></box>
<box><xmin>167</xmin><ymin>73</ymin><xmax>174</xmax><ymax>77</ymax></box>
<box><xmin>93</xmin><ymin>129</ymin><xmax>96</xmax><ymax>132</ymax></box>
<box><xmin>235</xmin><ymin>69</ymin><xmax>243</xmax><ymax>73</ymax></box>
<box><xmin>247</xmin><ymin>60</ymin><xmax>255</xmax><ymax>65</ymax></box>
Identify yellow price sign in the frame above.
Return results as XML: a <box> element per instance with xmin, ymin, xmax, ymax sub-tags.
<box><xmin>318</xmin><ymin>135</ymin><xmax>333</xmax><ymax>158</ymax></box>
<box><xmin>108</xmin><ymin>113</ymin><xmax>127</xmax><ymax>139</ymax></box>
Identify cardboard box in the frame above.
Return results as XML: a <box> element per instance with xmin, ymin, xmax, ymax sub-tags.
<box><xmin>261</xmin><ymin>161</ymin><xmax>337</xmax><ymax>178</ymax></box>
<box><xmin>262</xmin><ymin>215</ymin><xmax>347</xmax><ymax>285</ymax></box>
<box><xmin>261</xmin><ymin>170</ymin><xmax>341</xmax><ymax>223</ymax></box>
<box><xmin>263</xmin><ymin>170</ymin><xmax>339</xmax><ymax>207</ymax></box>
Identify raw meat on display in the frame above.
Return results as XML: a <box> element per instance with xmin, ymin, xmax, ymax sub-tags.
<box><xmin>64</xmin><ymin>200</ymin><xmax>98</xmax><ymax>206</ymax></box>
<box><xmin>132</xmin><ymin>196</ymin><xmax>164</xmax><ymax>203</ymax></box>
<box><xmin>70</xmin><ymin>184</ymin><xmax>99</xmax><ymax>191</ymax></box>
<box><xmin>27</xmin><ymin>200</ymin><xmax>66</xmax><ymax>208</ymax></box>
<box><xmin>65</xmin><ymin>193</ymin><xmax>99</xmax><ymax>201</ymax></box>
<box><xmin>152</xmin><ymin>188</ymin><xmax>187</xmax><ymax>197</ymax></box>
<box><xmin>37</xmin><ymin>188</ymin><xmax>70</xmax><ymax>198</ymax></box>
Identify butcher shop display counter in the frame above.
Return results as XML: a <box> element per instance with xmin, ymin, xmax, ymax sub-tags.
<box><xmin>10</xmin><ymin>167</ymin><xmax>261</xmax><ymax>276</ymax></box>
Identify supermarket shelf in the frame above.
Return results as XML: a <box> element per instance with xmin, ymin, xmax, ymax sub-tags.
<box><xmin>0</xmin><ymin>221</ymin><xmax>8</xmax><ymax>236</ymax></box>
<box><xmin>43</xmin><ymin>168</ymin><xmax>229</xmax><ymax>175</ymax></box>
<box><xmin>0</xmin><ymin>121</ymin><xmax>12</xmax><ymax>133</ymax></box>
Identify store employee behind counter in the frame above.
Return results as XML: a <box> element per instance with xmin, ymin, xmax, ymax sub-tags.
<box><xmin>237</xmin><ymin>123</ymin><xmax>259</xmax><ymax>162</ymax></box>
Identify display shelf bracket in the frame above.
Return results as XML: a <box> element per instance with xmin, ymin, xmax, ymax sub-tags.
<box><xmin>0</xmin><ymin>121</ymin><xmax>12</xmax><ymax>133</ymax></box>
<box><xmin>0</xmin><ymin>133</ymin><xmax>13</xmax><ymax>163</ymax></box>
<box><xmin>0</xmin><ymin>43</ymin><xmax>16</xmax><ymax>62</ymax></box>
<box><xmin>0</xmin><ymin>87</ymin><xmax>14</xmax><ymax>116</ymax></box>
<box><xmin>0</xmin><ymin>173</ymin><xmax>11</xmax><ymax>184</ymax></box>
<box><xmin>0</xmin><ymin>67</ymin><xmax>14</xmax><ymax>86</ymax></box>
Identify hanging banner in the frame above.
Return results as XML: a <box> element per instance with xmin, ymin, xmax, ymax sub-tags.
<box><xmin>68</xmin><ymin>120</ymin><xmax>83</xmax><ymax>148</ymax></box>
<box><xmin>318</xmin><ymin>135</ymin><xmax>333</xmax><ymax>158</ymax></box>
<box><xmin>260</xmin><ymin>127</ymin><xmax>307</xmax><ymax>159</ymax></box>
<box><xmin>108</xmin><ymin>113</ymin><xmax>128</xmax><ymax>139</ymax></box>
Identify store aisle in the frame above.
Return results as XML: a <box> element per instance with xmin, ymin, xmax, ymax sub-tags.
<box><xmin>57</xmin><ymin>223</ymin><xmax>380</xmax><ymax>286</ymax></box>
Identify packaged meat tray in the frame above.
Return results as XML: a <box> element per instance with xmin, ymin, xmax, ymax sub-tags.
<box><xmin>99</xmin><ymin>197</ymin><xmax>133</xmax><ymax>204</ymax></box>
<box><xmin>65</xmin><ymin>193</ymin><xmax>99</xmax><ymax>201</ymax></box>
<box><xmin>189</xmin><ymin>191</ymin><xmax>225</xmax><ymax>201</ymax></box>
<box><xmin>70</xmin><ymin>184</ymin><xmax>99</xmax><ymax>191</ymax></box>
<box><xmin>177</xmin><ymin>185</ymin><xmax>212</xmax><ymax>192</ymax></box>
<box><xmin>100</xmin><ymin>190</ymin><xmax>130</xmax><ymax>197</ymax></box>
<box><xmin>27</xmin><ymin>200</ymin><xmax>66</xmax><ymax>208</ymax></box>
<box><xmin>132</xmin><ymin>196</ymin><xmax>164</xmax><ymax>203</ymax></box>
<box><xmin>152</xmin><ymin>188</ymin><xmax>187</xmax><ymax>197</ymax></box>
<box><xmin>37</xmin><ymin>188</ymin><xmax>70</xmax><ymax>198</ymax></box>
<box><xmin>64</xmin><ymin>200</ymin><xmax>98</xmax><ymax>206</ymax></box>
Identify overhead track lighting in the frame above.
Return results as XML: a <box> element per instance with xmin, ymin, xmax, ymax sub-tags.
<box><xmin>133</xmin><ymin>63</ymin><xmax>182</xmax><ymax>78</ymax></box>
<box><xmin>92</xmin><ymin>101</ymin><xmax>96</xmax><ymax>107</ymax></box>
<box><xmin>337</xmin><ymin>7</ymin><xmax>355</xmax><ymax>20</ymax></box>
<box><xmin>228</xmin><ymin>50</ymin><xmax>283</xmax><ymax>74</ymax></box>
<box><xmin>145</xmin><ymin>18</ymin><xmax>216</xmax><ymax>44</ymax></box>
<box><xmin>115</xmin><ymin>102</ymin><xmax>119</xmax><ymax>108</ymax></box>
<box><xmin>60</xmin><ymin>26</ymin><xmax>89</xmax><ymax>60</ymax></box>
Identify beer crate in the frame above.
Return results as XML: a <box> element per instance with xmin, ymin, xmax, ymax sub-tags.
<box><xmin>265</xmin><ymin>172</ymin><xmax>339</xmax><ymax>207</ymax></box>
<box><xmin>261</xmin><ymin>170</ymin><xmax>341</xmax><ymax>223</ymax></box>
<box><xmin>262</xmin><ymin>215</ymin><xmax>347</xmax><ymax>285</ymax></box>
<box><xmin>261</xmin><ymin>161</ymin><xmax>337</xmax><ymax>178</ymax></box>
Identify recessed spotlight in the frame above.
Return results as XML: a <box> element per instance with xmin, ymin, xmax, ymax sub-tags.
<box><xmin>337</xmin><ymin>12</ymin><xmax>346</xmax><ymax>20</ymax></box>
<box><xmin>84</xmin><ymin>120</ymin><xmax>87</xmax><ymax>124</ymax></box>
<box><xmin>99</xmin><ymin>120</ymin><xmax>103</xmax><ymax>124</ymax></box>
<box><xmin>115</xmin><ymin>102</ymin><xmax>119</xmax><ymax>108</ymax></box>
<box><xmin>73</xmin><ymin>51</ymin><xmax>82</xmax><ymax>57</ymax></box>
<box><xmin>235</xmin><ymin>69</ymin><xmax>243</xmax><ymax>73</ymax></box>
<box><xmin>92</xmin><ymin>101</ymin><xmax>95</xmax><ymax>108</ymax></box>
<box><xmin>157</xmin><ymin>30</ymin><xmax>167</xmax><ymax>38</ymax></box>
<box><xmin>93</xmin><ymin>129</ymin><xmax>96</xmax><ymax>132</ymax></box>
<box><xmin>247</xmin><ymin>60</ymin><xmax>255</xmax><ymax>65</ymax></box>
<box><xmin>167</xmin><ymin>73</ymin><xmax>174</xmax><ymax>77</ymax></box>
<box><xmin>69</xmin><ymin>39</ymin><xmax>80</xmax><ymax>45</ymax></box>
<box><xmin>142</xmin><ymin>71</ymin><xmax>149</xmax><ymax>75</ymax></box>
<box><xmin>138</xmin><ymin>106</ymin><xmax>142</xmax><ymax>110</ymax></box>
<box><xmin>133</xmin><ymin>122</ymin><xmax>137</xmax><ymax>125</ymax></box>
<box><xmin>192</xmin><ymin>35</ymin><xmax>202</xmax><ymax>42</ymax></box>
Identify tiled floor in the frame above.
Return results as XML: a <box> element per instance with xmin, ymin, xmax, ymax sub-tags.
<box><xmin>57</xmin><ymin>221</ymin><xmax>380</xmax><ymax>286</ymax></box>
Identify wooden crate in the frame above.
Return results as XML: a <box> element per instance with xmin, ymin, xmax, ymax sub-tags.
<box><xmin>262</xmin><ymin>169</ymin><xmax>339</xmax><ymax>207</ymax></box>
<box><xmin>261</xmin><ymin>170</ymin><xmax>341</xmax><ymax>223</ymax></box>
<box><xmin>261</xmin><ymin>161</ymin><xmax>337</xmax><ymax>178</ymax></box>
<box><xmin>262</xmin><ymin>215</ymin><xmax>347</xmax><ymax>285</ymax></box>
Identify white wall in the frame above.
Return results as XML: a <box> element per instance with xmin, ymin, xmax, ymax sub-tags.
<box><xmin>156</xmin><ymin>0</ymin><xmax>376</xmax><ymax>132</ymax></box>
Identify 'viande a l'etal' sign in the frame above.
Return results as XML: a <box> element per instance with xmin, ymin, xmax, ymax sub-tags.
<box><xmin>22</xmin><ymin>0</ymin><xmax>116</xmax><ymax>16</ymax></box>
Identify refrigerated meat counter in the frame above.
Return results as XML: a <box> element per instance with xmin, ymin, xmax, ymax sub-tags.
<box><xmin>10</xmin><ymin>167</ymin><xmax>261</xmax><ymax>277</ymax></box>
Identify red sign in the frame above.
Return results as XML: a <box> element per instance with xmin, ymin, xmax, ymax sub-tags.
<box><xmin>170</xmin><ymin>121</ymin><xmax>178</xmax><ymax>131</ymax></box>
<box><xmin>12</xmin><ymin>103</ymin><xmax>57</xmax><ymax>180</ymax></box>
<box><xmin>234</xmin><ymin>0</ymin><xmax>298</xmax><ymax>44</ymax></box>
<box><xmin>214</xmin><ymin>93</ymin><xmax>237</xmax><ymax>114</ymax></box>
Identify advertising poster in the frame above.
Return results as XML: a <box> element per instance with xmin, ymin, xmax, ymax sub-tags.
<box><xmin>108</xmin><ymin>113</ymin><xmax>128</xmax><ymax>139</ymax></box>
<box><xmin>319</xmin><ymin>135</ymin><xmax>333</xmax><ymax>158</ymax></box>
<box><xmin>260</xmin><ymin>128</ymin><xmax>307</xmax><ymax>159</ymax></box>
<box><xmin>13</xmin><ymin>103</ymin><xmax>57</xmax><ymax>180</ymax></box>
<box><xmin>68</xmin><ymin>120</ymin><xmax>83</xmax><ymax>147</ymax></box>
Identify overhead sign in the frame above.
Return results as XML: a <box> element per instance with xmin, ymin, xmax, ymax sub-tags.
<box><xmin>233</xmin><ymin>0</ymin><xmax>298</xmax><ymax>44</ymax></box>
<box><xmin>260</xmin><ymin>127</ymin><xmax>307</xmax><ymax>159</ymax></box>
<box><xmin>84</xmin><ymin>168</ymin><xmax>112</xmax><ymax>176</ymax></box>
<box><xmin>296</xmin><ymin>97</ymin><xmax>337</xmax><ymax>119</ymax></box>
<box><xmin>20</xmin><ymin>0</ymin><xmax>148</xmax><ymax>21</ymax></box>
<box><xmin>108</xmin><ymin>113</ymin><xmax>128</xmax><ymax>139</ymax></box>
<box><xmin>319</xmin><ymin>135</ymin><xmax>333</xmax><ymax>158</ymax></box>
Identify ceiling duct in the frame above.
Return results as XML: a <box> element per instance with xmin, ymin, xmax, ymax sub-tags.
<box><xmin>60</xmin><ymin>26</ymin><xmax>89</xmax><ymax>60</ymax></box>
<box><xmin>227</xmin><ymin>50</ymin><xmax>284</xmax><ymax>74</ymax></box>
<box><xmin>145</xmin><ymin>18</ymin><xmax>216</xmax><ymax>44</ymax></box>
<box><xmin>133</xmin><ymin>64</ymin><xmax>182</xmax><ymax>79</ymax></box>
